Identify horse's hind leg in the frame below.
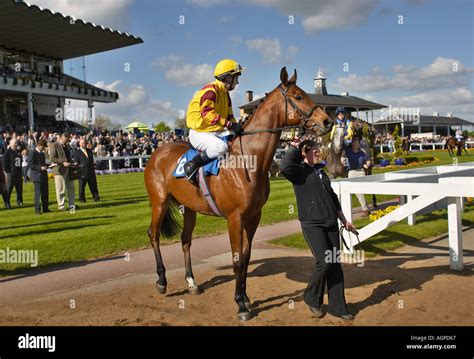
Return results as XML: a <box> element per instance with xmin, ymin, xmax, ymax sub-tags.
<box><xmin>148</xmin><ymin>200</ymin><xmax>168</xmax><ymax>294</ymax></box>
<box><xmin>181</xmin><ymin>207</ymin><xmax>200</xmax><ymax>295</ymax></box>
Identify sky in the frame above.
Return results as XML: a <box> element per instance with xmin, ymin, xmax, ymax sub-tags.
<box><xmin>28</xmin><ymin>0</ymin><xmax>474</xmax><ymax>127</ymax></box>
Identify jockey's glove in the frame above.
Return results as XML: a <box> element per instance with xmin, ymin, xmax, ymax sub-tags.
<box><xmin>229</xmin><ymin>122</ymin><xmax>244</xmax><ymax>136</ymax></box>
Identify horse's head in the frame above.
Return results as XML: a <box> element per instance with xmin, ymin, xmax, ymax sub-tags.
<box><xmin>331</xmin><ymin>125</ymin><xmax>345</xmax><ymax>155</ymax></box>
<box><xmin>277</xmin><ymin>67</ymin><xmax>333</xmax><ymax>136</ymax></box>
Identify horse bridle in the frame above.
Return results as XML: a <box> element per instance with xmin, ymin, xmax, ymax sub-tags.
<box><xmin>240</xmin><ymin>83</ymin><xmax>329</xmax><ymax>136</ymax></box>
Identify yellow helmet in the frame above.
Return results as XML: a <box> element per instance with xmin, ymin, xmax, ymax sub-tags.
<box><xmin>214</xmin><ymin>59</ymin><xmax>245</xmax><ymax>79</ymax></box>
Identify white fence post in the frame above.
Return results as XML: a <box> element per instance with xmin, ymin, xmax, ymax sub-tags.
<box><xmin>340</xmin><ymin>182</ymin><xmax>353</xmax><ymax>253</ymax></box>
<box><xmin>108</xmin><ymin>159</ymin><xmax>113</xmax><ymax>171</ymax></box>
<box><xmin>407</xmin><ymin>195</ymin><xmax>416</xmax><ymax>226</ymax></box>
<box><xmin>447</xmin><ymin>197</ymin><xmax>463</xmax><ymax>271</ymax></box>
<box><xmin>139</xmin><ymin>157</ymin><xmax>143</xmax><ymax>168</ymax></box>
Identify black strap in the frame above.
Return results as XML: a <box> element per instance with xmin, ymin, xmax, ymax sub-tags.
<box><xmin>339</xmin><ymin>225</ymin><xmax>361</xmax><ymax>252</ymax></box>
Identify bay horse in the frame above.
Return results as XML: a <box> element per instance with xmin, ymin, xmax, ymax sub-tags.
<box><xmin>445</xmin><ymin>136</ymin><xmax>468</xmax><ymax>156</ymax></box>
<box><xmin>144</xmin><ymin>67</ymin><xmax>333</xmax><ymax>321</ymax></box>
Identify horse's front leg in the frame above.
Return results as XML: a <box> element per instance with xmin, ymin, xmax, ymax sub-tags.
<box><xmin>228</xmin><ymin>213</ymin><xmax>252</xmax><ymax>321</ymax></box>
<box><xmin>241</xmin><ymin>210</ymin><xmax>262</xmax><ymax>310</ymax></box>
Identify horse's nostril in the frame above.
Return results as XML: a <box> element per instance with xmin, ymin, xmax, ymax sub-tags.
<box><xmin>323</xmin><ymin>119</ymin><xmax>331</xmax><ymax>128</ymax></box>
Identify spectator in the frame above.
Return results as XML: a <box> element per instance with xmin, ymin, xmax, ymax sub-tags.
<box><xmin>75</xmin><ymin>139</ymin><xmax>100</xmax><ymax>203</ymax></box>
<box><xmin>22</xmin><ymin>149</ymin><xmax>30</xmax><ymax>183</ymax></box>
<box><xmin>49</xmin><ymin>133</ymin><xmax>76</xmax><ymax>211</ymax></box>
<box><xmin>345</xmin><ymin>137</ymin><xmax>371</xmax><ymax>216</ymax></box>
<box><xmin>3</xmin><ymin>138</ymin><xmax>23</xmax><ymax>208</ymax></box>
<box><xmin>27</xmin><ymin>139</ymin><xmax>50</xmax><ymax>215</ymax></box>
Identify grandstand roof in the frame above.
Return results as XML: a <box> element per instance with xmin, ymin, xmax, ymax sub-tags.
<box><xmin>0</xmin><ymin>0</ymin><xmax>143</xmax><ymax>60</ymax></box>
<box><xmin>375</xmin><ymin>115</ymin><xmax>472</xmax><ymax>126</ymax></box>
<box><xmin>240</xmin><ymin>93</ymin><xmax>386</xmax><ymax>112</ymax></box>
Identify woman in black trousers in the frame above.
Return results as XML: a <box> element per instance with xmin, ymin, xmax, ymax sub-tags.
<box><xmin>280</xmin><ymin>138</ymin><xmax>356</xmax><ymax>320</ymax></box>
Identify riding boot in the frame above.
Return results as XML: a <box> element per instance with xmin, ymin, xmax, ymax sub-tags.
<box><xmin>184</xmin><ymin>151</ymin><xmax>210</xmax><ymax>185</ymax></box>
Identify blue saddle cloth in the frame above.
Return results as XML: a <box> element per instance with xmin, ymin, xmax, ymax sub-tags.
<box><xmin>173</xmin><ymin>136</ymin><xmax>233</xmax><ymax>178</ymax></box>
<box><xmin>173</xmin><ymin>148</ymin><xmax>220</xmax><ymax>178</ymax></box>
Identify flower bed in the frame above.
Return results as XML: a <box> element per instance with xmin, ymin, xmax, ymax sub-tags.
<box><xmin>369</xmin><ymin>205</ymin><xmax>400</xmax><ymax>222</ymax></box>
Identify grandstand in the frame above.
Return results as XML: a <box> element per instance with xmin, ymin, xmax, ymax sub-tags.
<box><xmin>0</xmin><ymin>0</ymin><xmax>143</xmax><ymax>133</ymax></box>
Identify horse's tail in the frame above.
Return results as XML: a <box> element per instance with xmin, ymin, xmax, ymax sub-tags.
<box><xmin>160</xmin><ymin>197</ymin><xmax>183</xmax><ymax>238</ymax></box>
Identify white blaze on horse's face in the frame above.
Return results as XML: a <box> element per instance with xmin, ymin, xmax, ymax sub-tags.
<box><xmin>332</xmin><ymin>126</ymin><xmax>345</xmax><ymax>154</ymax></box>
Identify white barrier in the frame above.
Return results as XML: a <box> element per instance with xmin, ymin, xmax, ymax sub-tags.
<box><xmin>331</xmin><ymin>162</ymin><xmax>474</xmax><ymax>270</ymax></box>
<box><xmin>94</xmin><ymin>155</ymin><xmax>152</xmax><ymax>171</ymax></box>
<box><xmin>376</xmin><ymin>141</ymin><xmax>474</xmax><ymax>153</ymax></box>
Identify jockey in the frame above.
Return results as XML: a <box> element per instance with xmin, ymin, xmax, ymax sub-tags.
<box><xmin>184</xmin><ymin>59</ymin><xmax>245</xmax><ymax>183</ymax></box>
<box><xmin>330</xmin><ymin>107</ymin><xmax>354</xmax><ymax>147</ymax></box>
<box><xmin>329</xmin><ymin>107</ymin><xmax>354</xmax><ymax>171</ymax></box>
<box><xmin>455</xmin><ymin>127</ymin><xmax>463</xmax><ymax>141</ymax></box>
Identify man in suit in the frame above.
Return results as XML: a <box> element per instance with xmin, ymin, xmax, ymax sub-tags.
<box><xmin>75</xmin><ymin>138</ymin><xmax>100</xmax><ymax>202</ymax></box>
<box><xmin>3</xmin><ymin>138</ymin><xmax>23</xmax><ymax>208</ymax></box>
<box><xmin>27</xmin><ymin>139</ymin><xmax>50</xmax><ymax>214</ymax></box>
<box><xmin>49</xmin><ymin>133</ymin><xmax>75</xmax><ymax>211</ymax></box>
<box><xmin>0</xmin><ymin>161</ymin><xmax>8</xmax><ymax>209</ymax></box>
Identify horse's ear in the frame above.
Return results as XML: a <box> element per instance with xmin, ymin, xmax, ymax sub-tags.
<box><xmin>289</xmin><ymin>69</ymin><xmax>297</xmax><ymax>84</ymax></box>
<box><xmin>280</xmin><ymin>67</ymin><xmax>288</xmax><ymax>86</ymax></box>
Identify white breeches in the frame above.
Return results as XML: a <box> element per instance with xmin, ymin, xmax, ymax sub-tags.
<box><xmin>189</xmin><ymin>129</ymin><xmax>231</xmax><ymax>159</ymax></box>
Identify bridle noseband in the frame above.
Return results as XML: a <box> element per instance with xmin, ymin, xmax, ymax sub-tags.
<box><xmin>240</xmin><ymin>83</ymin><xmax>329</xmax><ymax>136</ymax></box>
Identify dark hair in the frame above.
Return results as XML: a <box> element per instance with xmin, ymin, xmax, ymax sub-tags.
<box><xmin>351</xmin><ymin>136</ymin><xmax>360</xmax><ymax>142</ymax></box>
<box><xmin>37</xmin><ymin>139</ymin><xmax>47</xmax><ymax>147</ymax></box>
<box><xmin>298</xmin><ymin>140</ymin><xmax>318</xmax><ymax>154</ymax></box>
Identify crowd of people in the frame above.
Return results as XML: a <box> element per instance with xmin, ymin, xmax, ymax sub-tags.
<box><xmin>0</xmin><ymin>129</ymin><xmax>188</xmax><ymax>213</ymax></box>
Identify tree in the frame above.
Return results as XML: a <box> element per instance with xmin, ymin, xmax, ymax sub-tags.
<box><xmin>154</xmin><ymin>121</ymin><xmax>171</xmax><ymax>133</ymax></box>
<box><xmin>174</xmin><ymin>116</ymin><xmax>187</xmax><ymax>130</ymax></box>
<box><xmin>93</xmin><ymin>115</ymin><xmax>112</xmax><ymax>129</ymax></box>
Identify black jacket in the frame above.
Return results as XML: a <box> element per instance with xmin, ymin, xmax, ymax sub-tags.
<box><xmin>27</xmin><ymin>149</ymin><xmax>48</xmax><ymax>183</ymax></box>
<box><xmin>280</xmin><ymin>146</ymin><xmax>342</xmax><ymax>228</ymax></box>
<box><xmin>3</xmin><ymin>147</ymin><xmax>22</xmax><ymax>177</ymax></box>
<box><xmin>74</xmin><ymin>148</ymin><xmax>95</xmax><ymax>179</ymax></box>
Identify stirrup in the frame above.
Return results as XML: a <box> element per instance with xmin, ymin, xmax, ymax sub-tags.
<box><xmin>185</xmin><ymin>168</ymin><xmax>199</xmax><ymax>185</ymax></box>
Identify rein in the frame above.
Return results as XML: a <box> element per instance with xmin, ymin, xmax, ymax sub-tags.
<box><xmin>339</xmin><ymin>226</ymin><xmax>361</xmax><ymax>253</ymax></box>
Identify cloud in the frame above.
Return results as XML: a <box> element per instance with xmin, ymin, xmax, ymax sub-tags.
<box><xmin>153</xmin><ymin>55</ymin><xmax>214</xmax><ymax>87</ymax></box>
<box><xmin>67</xmin><ymin>80</ymin><xmax>181</xmax><ymax>126</ymax></box>
<box><xmin>187</xmin><ymin>0</ymin><xmax>228</xmax><ymax>6</ymax></box>
<box><xmin>386</xmin><ymin>87</ymin><xmax>473</xmax><ymax>108</ymax></box>
<box><xmin>246</xmin><ymin>38</ymin><xmax>299</xmax><ymax>64</ymax></box>
<box><xmin>335</xmin><ymin>57</ymin><xmax>474</xmax><ymax>92</ymax></box>
<box><xmin>246</xmin><ymin>0</ymin><xmax>380</xmax><ymax>33</ymax></box>
<box><xmin>27</xmin><ymin>0</ymin><xmax>134</xmax><ymax>31</ymax></box>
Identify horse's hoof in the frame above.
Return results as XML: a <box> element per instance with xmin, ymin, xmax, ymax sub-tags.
<box><xmin>156</xmin><ymin>283</ymin><xmax>167</xmax><ymax>294</ymax></box>
<box><xmin>188</xmin><ymin>286</ymin><xmax>201</xmax><ymax>295</ymax></box>
<box><xmin>237</xmin><ymin>311</ymin><xmax>252</xmax><ymax>322</ymax></box>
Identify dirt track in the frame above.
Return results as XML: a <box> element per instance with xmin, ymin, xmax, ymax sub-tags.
<box><xmin>1</xmin><ymin>225</ymin><xmax>473</xmax><ymax>326</ymax></box>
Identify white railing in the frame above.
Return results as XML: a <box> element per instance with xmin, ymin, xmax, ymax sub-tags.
<box><xmin>94</xmin><ymin>155</ymin><xmax>152</xmax><ymax>171</ymax></box>
<box><xmin>331</xmin><ymin>162</ymin><xmax>474</xmax><ymax>270</ymax></box>
<box><xmin>376</xmin><ymin>141</ymin><xmax>474</xmax><ymax>153</ymax></box>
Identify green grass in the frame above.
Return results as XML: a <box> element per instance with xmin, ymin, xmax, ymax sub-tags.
<box><xmin>271</xmin><ymin>205</ymin><xmax>474</xmax><ymax>257</ymax></box>
<box><xmin>372</xmin><ymin>148</ymin><xmax>474</xmax><ymax>174</ymax></box>
<box><xmin>0</xmin><ymin>174</ymin><xmax>303</xmax><ymax>275</ymax></box>
<box><xmin>1</xmin><ymin>148</ymin><xmax>472</xmax><ymax>275</ymax></box>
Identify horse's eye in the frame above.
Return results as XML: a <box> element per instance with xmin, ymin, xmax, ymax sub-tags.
<box><xmin>295</xmin><ymin>95</ymin><xmax>303</xmax><ymax>101</ymax></box>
